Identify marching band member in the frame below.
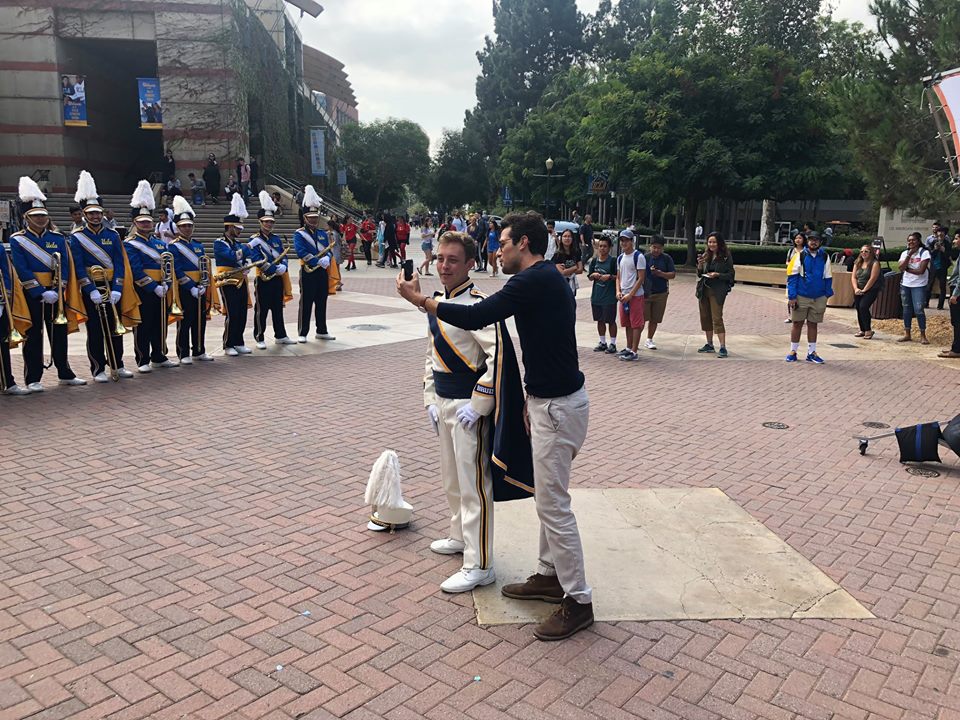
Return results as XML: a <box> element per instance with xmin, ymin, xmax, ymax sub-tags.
<box><xmin>169</xmin><ymin>196</ymin><xmax>216</xmax><ymax>364</ymax></box>
<box><xmin>10</xmin><ymin>176</ymin><xmax>89</xmax><ymax>391</ymax></box>
<box><xmin>0</xmin><ymin>248</ymin><xmax>31</xmax><ymax>396</ymax></box>
<box><xmin>70</xmin><ymin>171</ymin><xmax>138</xmax><ymax>381</ymax></box>
<box><xmin>124</xmin><ymin>180</ymin><xmax>179</xmax><ymax>373</ymax></box>
<box><xmin>250</xmin><ymin>191</ymin><xmax>295</xmax><ymax>349</ymax></box>
<box><xmin>293</xmin><ymin>185</ymin><xmax>335</xmax><ymax>342</ymax></box>
<box><xmin>215</xmin><ymin>193</ymin><xmax>256</xmax><ymax>356</ymax></box>
<box><xmin>422</xmin><ymin>231</ymin><xmax>533</xmax><ymax>593</ymax></box>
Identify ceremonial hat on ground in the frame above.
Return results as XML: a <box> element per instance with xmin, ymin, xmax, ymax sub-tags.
<box><xmin>257</xmin><ymin>190</ymin><xmax>277</xmax><ymax>220</ymax></box>
<box><xmin>18</xmin><ymin>176</ymin><xmax>48</xmax><ymax>217</ymax></box>
<box><xmin>75</xmin><ymin>171</ymin><xmax>103</xmax><ymax>212</ymax></box>
<box><xmin>223</xmin><ymin>193</ymin><xmax>248</xmax><ymax>227</ymax></box>
<box><xmin>172</xmin><ymin>195</ymin><xmax>195</xmax><ymax>226</ymax></box>
<box><xmin>364</xmin><ymin>450</ymin><xmax>413</xmax><ymax>532</ymax></box>
<box><xmin>129</xmin><ymin>180</ymin><xmax>155</xmax><ymax>220</ymax></box>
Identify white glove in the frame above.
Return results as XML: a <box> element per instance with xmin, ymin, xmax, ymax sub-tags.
<box><xmin>456</xmin><ymin>404</ymin><xmax>481</xmax><ymax>429</ymax></box>
<box><xmin>190</xmin><ymin>286</ymin><xmax>201</xmax><ymax>299</ymax></box>
<box><xmin>153</xmin><ymin>284</ymin><xmax>167</xmax><ymax>298</ymax></box>
<box><xmin>110</xmin><ymin>290</ymin><xmax>122</xmax><ymax>305</ymax></box>
<box><xmin>275</xmin><ymin>264</ymin><xmax>287</xmax><ymax>275</ymax></box>
<box><xmin>89</xmin><ymin>289</ymin><xmax>103</xmax><ymax>305</ymax></box>
<box><xmin>426</xmin><ymin>404</ymin><xmax>439</xmax><ymax>434</ymax></box>
<box><xmin>0</xmin><ymin>303</ymin><xmax>4</xmax><ymax>320</ymax></box>
<box><xmin>197</xmin><ymin>285</ymin><xmax>206</xmax><ymax>296</ymax></box>
<box><xmin>319</xmin><ymin>256</ymin><xmax>331</xmax><ymax>269</ymax></box>
<box><xmin>41</xmin><ymin>290</ymin><xmax>58</xmax><ymax>304</ymax></box>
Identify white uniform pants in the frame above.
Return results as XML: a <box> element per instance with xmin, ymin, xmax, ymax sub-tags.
<box><xmin>436</xmin><ymin>396</ymin><xmax>494</xmax><ymax>570</ymax></box>
<box><xmin>527</xmin><ymin>386</ymin><xmax>592</xmax><ymax>604</ymax></box>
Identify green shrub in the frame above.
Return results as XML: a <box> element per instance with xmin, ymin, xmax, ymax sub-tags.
<box><xmin>656</xmin><ymin>242</ymin><xmax>905</xmax><ymax>267</ymax></box>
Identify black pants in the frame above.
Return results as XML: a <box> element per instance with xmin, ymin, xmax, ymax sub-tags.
<box><xmin>853</xmin><ymin>286</ymin><xmax>881</xmax><ymax>332</ymax></box>
<box><xmin>951</xmin><ymin>300</ymin><xmax>960</xmax><ymax>354</ymax></box>
<box><xmin>133</xmin><ymin>288</ymin><xmax>169</xmax><ymax>366</ymax></box>
<box><xmin>361</xmin><ymin>240</ymin><xmax>372</xmax><ymax>264</ymax></box>
<box><xmin>220</xmin><ymin>284</ymin><xmax>249</xmax><ymax>348</ymax></box>
<box><xmin>84</xmin><ymin>294</ymin><xmax>126</xmax><ymax>376</ymax></box>
<box><xmin>253</xmin><ymin>277</ymin><xmax>288</xmax><ymax>341</ymax></box>
<box><xmin>298</xmin><ymin>266</ymin><xmax>328</xmax><ymax>336</ymax></box>
<box><xmin>176</xmin><ymin>292</ymin><xmax>207</xmax><ymax>358</ymax></box>
<box><xmin>927</xmin><ymin>268</ymin><xmax>949</xmax><ymax>309</ymax></box>
<box><xmin>0</xmin><ymin>312</ymin><xmax>14</xmax><ymax>389</ymax></box>
<box><xmin>23</xmin><ymin>296</ymin><xmax>75</xmax><ymax>383</ymax></box>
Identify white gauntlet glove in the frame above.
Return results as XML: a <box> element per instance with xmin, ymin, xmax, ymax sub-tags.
<box><xmin>426</xmin><ymin>404</ymin><xmax>439</xmax><ymax>434</ymax></box>
<box><xmin>110</xmin><ymin>290</ymin><xmax>122</xmax><ymax>305</ymax></box>
<box><xmin>190</xmin><ymin>286</ymin><xmax>201</xmax><ymax>299</ymax></box>
<box><xmin>319</xmin><ymin>256</ymin><xmax>331</xmax><ymax>269</ymax></box>
<box><xmin>89</xmin><ymin>289</ymin><xmax>103</xmax><ymax>305</ymax></box>
<box><xmin>41</xmin><ymin>290</ymin><xmax>58</xmax><ymax>304</ymax></box>
<box><xmin>154</xmin><ymin>284</ymin><xmax>168</xmax><ymax>298</ymax></box>
<box><xmin>456</xmin><ymin>404</ymin><xmax>481</xmax><ymax>430</ymax></box>
<box><xmin>275</xmin><ymin>264</ymin><xmax>287</xmax><ymax>275</ymax></box>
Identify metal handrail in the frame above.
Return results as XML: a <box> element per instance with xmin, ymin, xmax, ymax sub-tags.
<box><xmin>268</xmin><ymin>172</ymin><xmax>364</xmax><ymax>218</ymax></box>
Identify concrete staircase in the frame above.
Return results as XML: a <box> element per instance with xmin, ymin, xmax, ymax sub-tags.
<box><xmin>42</xmin><ymin>193</ymin><xmax>304</xmax><ymax>252</ymax></box>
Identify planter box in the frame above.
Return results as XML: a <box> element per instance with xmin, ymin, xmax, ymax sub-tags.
<box><xmin>733</xmin><ymin>265</ymin><xmax>855</xmax><ymax>307</ymax></box>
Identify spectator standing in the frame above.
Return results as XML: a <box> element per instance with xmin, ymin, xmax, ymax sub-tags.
<box><xmin>587</xmin><ymin>235</ymin><xmax>618</xmax><ymax>354</ymax></box>
<box><xmin>236</xmin><ymin>157</ymin><xmax>251</xmax><ymax>198</ymax></box>
<box><xmin>615</xmin><ymin>230</ymin><xmax>646</xmax><ymax>361</ymax></box>
<box><xmin>69</xmin><ymin>205</ymin><xmax>83</xmax><ymax>233</ymax></box>
<box><xmin>360</xmin><ymin>215</ymin><xmax>375</xmax><ymax>265</ymax></box>
<box><xmin>898</xmin><ymin>232</ymin><xmax>931</xmax><ymax>344</ymax></box>
<box><xmin>553</xmin><ymin>229</ymin><xmax>582</xmax><ymax>294</ymax></box>
<box><xmin>926</xmin><ymin>227</ymin><xmax>951</xmax><ymax>309</ymax></box>
<box><xmin>396</xmin><ymin>215</ymin><xmax>411</xmax><ymax>261</ymax></box>
<box><xmin>696</xmin><ymin>231</ymin><xmax>734</xmax><ymax>358</ymax></box>
<box><xmin>925</xmin><ymin>221</ymin><xmax>943</xmax><ymax>249</ymax></box>
<box><xmin>579</xmin><ymin>214</ymin><xmax>594</xmax><ymax>262</ymax></box>
<box><xmin>188</xmin><ymin>173</ymin><xmax>205</xmax><ymax>206</ymax></box>
<box><xmin>102</xmin><ymin>209</ymin><xmax>117</xmax><ymax>231</ymax></box>
<box><xmin>786</xmin><ymin>231</ymin><xmax>832</xmax><ymax>364</ymax></box>
<box><xmin>249</xmin><ymin>156</ymin><xmax>259</xmax><ymax>194</ymax></box>
<box><xmin>695</xmin><ymin>223</ymin><xmax>703</xmax><ymax>241</ymax></box>
<box><xmin>486</xmin><ymin>219</ymin><xmax>501</xmax><ymax>277</ymax></box>
<box><xmin>452</xmin><ymin>210</ymin><xmax>467</xmax><ymax>233</ymax></box>
<box><xmin>643</xmin><ymin>235</ymin><xmax>676</xmax><ymax>349</ymax></box>
<box><xmin>418</xmin><ymin>216</ymin><xmax>436</xmax><ymax>275</ymax></box>
<box><xmin>342</xmin><ymin>216</ymin><xmax>358</xmax><ymax>271</ymax></box>
<box><xmin>851</xmin><ymin>245</ymin><xmax>881</xmax><ymax>339</ymax></box>
<box><xmin>784</xmin><ymin>233</ymin><xmax>806</xmax><ymax>322</ymax></box>
<box><xmin>545</xmin><ymin>220</ymin><xmax>558</xmax><ymax>261</ymax></box>
<box><xmin>938</xmin><ymin>231</ymin><xmax>960</xmax><ymax>358</ymax></box>
<box><xmin>162</xmin><ymin>149</ymin><xmax>176</xmax><ymax>184</ymax></box>
<box><xmin>157</xmin><ymin>207</ymin><xmax>177</xmax><ymax>244</ymax></box>
<box><xmin>203</xmin><ymin>153</ymin><xmax>221</xmax><ymax>203</ymax></box>
<box><xmin>469</xmin><ymin>215</ymin><xmax>487</xmax><ymax>271</ymax></box>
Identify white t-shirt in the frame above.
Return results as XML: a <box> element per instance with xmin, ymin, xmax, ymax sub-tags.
<box><xmin>900</xmin><ymin>248</ymin><xmax>930</xmax><ymax>288</ymax></box>
<box><xmin>546</xmin><ymin>232</ymin><xmax>557</xmax><ymax>262</ymax></box>
<box><xmin>618</xmin><ymin>251</ymin><xmax>647</xmax><ymax>297</ymax></box>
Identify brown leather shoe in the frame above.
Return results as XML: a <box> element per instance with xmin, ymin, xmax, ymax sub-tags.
<box><xmin>501</xmin><ymin>573</ymin><xmax>564</xmax><ymax>603</ymax></box>
<box><xmin>533</xmin><ymin>597</ymin><xmax>594</xmax><ymax>641</ymax></box>
<box><xmin>938</xmin><ymin>351</ymin><xmax>960</xmax><ymax>358</ymax></box>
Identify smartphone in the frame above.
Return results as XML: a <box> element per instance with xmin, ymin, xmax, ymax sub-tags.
<box><xmin>402</xmin><ymin>259</ymin><xmax>414</xmax><ymax>281</ymax></box>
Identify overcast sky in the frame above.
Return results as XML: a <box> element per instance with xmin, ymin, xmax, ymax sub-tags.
<box><xmin>296</xmin><ymin>1</ymin><xmax>875</xmax><ymax>153</ymax></box>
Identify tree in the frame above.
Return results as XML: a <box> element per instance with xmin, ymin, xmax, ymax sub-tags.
<box><xmin>585</xmin><ymin>0</ymin><xmax>657</xmax><ymax>64</ymax></box>
<box><xmin>340</xmin><ymin>119</ymin><xmax>430</xmax><ymax>211</ymax></box>
<box><xmin>419</xmin><ymin>129</ymin><xmax>489</xmax><ymax>211</ymax></box>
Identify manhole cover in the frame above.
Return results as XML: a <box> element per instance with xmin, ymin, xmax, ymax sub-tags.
<box><xmin>862</xmin><ymin>421</ymin><xmax>890</xmax><ymax>429</ymax></box>
<box><xmin>347</xmin><ymin>324</ymin><xmax>388</xmax><ymax>331</ymax></box>
<box><xmin>762</xmin><ymin>422</ymin><xmax>790</xmax><ymax>430</ymax></box>
<box><xmin>906</xmin><ymin>467</ymin><xmax>941</xmax><ymax>478</ymax></box>
<box><xmin>830</xmin><ymin>343</ymin><xmax>858</xmax><ymax>349</ymax></box>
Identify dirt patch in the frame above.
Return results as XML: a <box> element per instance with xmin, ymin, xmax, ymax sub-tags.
<box><xmin>874</xmin><ymin>315</ymin><xmax>955</xmax><ymax>346</ymax></box>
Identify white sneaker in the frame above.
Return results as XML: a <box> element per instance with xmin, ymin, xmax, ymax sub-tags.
<box><xmin>151</xmin><ymin>359</ymin><xmax>179</xmax><ymax>368</ymax></box>
<box><xmin>430</xmin><ymin>538</ymin><xmax>466</xmax><ymax>555</ymax></box>
<box><xmin>93</xmin><ymin>372</ymin><xmax>109</xmax><ymax>383</ymax></box>
<box><xmin>179</xmin><ymin>356</ymin><xmax>193</xmax><ymax>365</ymax></box>
<box><xmin>137</xmin><ymin>365</ymin><xmax>152</xmax><ymax>373</ymax></box>
<box><xmin>224</xmin><ymin>347</ymin><xmax>239</xmax><ymax>356</ymax></box>
<box><xmin>314</xmin><ymin>333</ymin><xmax>336</xmax><ymax>340</ymax></box>
<box><xmin>440</xmin><ymin>568</ymin><xmax>496</xmax><ymax>594</ymax></box>
<box><xmin>195</xmin><ymin>353</ymin><xmax>215</xmax><ymax>362</ymax></box>
<box><xmin>235</xmin><ymin>345</ymin><xmax>252</xmax><ymax>354</ymax></box>
<box><xmin>3</xmin><ymin>384</ymin><xmax>31</xmax><ymax>396</ymax></box>
<box><xmin>117</xmin><ymin>368</ymin><xmax>134</xmax><ymax>378</ymax></box>
<box><xmin>58</xmin><ymin>377</ymin><xmax>87</xmax><ymax>386</ymax></box>
<box><xmin>26</xmin><ymin>382</ymin><xmax>44</xmax><ymax>392</ymax></box>
<box><xmin>645</xmin><ymin>339</ymin><xmax>657</xmax><ymax>350</ymax></box>
<box><xmin>275</xmin><ymin>337</ymin><xmax>297</xmax><ymax>345</ymax></box>
<box><xmin>297</xmin><ymin>336</ymin><xmax>308</xmax><ymax>343</ymax></box>
<box><xmin>255</xmin><ymin>340</ymin><xmax>267</xmax><ymax>349</ymax></box>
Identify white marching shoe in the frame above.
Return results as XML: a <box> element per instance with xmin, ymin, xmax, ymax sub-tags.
<box><xmin>179</xmin><ymin>356</ymin><xmax>193</xmax><ymax>365</ymax></box>
<box><xmin>255</xmin><ymin>340</ymin><xmax>267</xmax><ymax>349</ymax></box>
<box><xmin>93</xmin><ymin>372</ymin><xmax>109</xmax><ymax>383</ymax></box>
<box><xmin>117</xmin><ymin>368</ymin><xmax>134</xmax><ymax>378</ymax></box>
<box><xmin>151</xmin><ymin>359</ymin><xmax>179</xmax><ymax>368</ymax></box>
<box><xmin>137</xmin><ymin>365</ymin><xmax>152</xmax><ymax>373</ymax></box>
<box><xmin>430</xmin><ymin>538</ymin><xmax>466</xmax><ymax>555</ymax></box>
<box><xmin>195</xmin><ymin>353</ymin><xmax>215</xmax><ymax>361</ymax></box>
<box><xmin>26</xmin><ymin>382</ymin><xmax>44</xmax><ymax>392</ymax></box>
<box><xmin>276</xmin><ymin>337</ymin><xmax>297</xmax><ymax>345</ymax></box>
<box><xmin>440</xmin><ymin>567</ymin><xmax>496</xmax><ymax>594</ymax></box>
<box><xmin>315</xmin><ymin>332</ymin><xmax>336</xmax><ymax>340</ymax></box>
<box><xmin>297</xmin><ymin>336</ymin><xmax>308</xmax><ymax>343</ymax></box>
<box><xmin>3</xmin><ymin>384</ymin><xmax>31</xmax><ymax>396</ymax></box>
<box><xmin>235</xmin><ymin>345</ymin><xmax>252</xmax><ymax>354</ymax></box>
<box><xmin>224</xmin><ymin>347</ymin><xmax>239</xmax><ymax>356</ymax></box>
<box><xmin>58</xmin><ymin>377</ymin><xmax>87</xmax><ymax>386</ymax></box>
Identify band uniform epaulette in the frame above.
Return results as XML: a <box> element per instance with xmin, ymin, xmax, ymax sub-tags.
<box><xmin>9</xmin><ymin>230</ymin><xmax>24</xmax><ymax>237</ymax></box>
<box><xmin>470</xmin><ymin>287</ymin><xmax>487</xmax><ymax>298</ymax></box>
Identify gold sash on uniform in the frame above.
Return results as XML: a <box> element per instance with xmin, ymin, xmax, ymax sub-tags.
<box><xmin>30</xmin><ymin>247</ymin><xmax>86</xmax><ymax>333</ymax></box>
<box><xmin>8</xmin><ymin>266</ymin><xmax>32</xmax><ymax>347</ymax></box>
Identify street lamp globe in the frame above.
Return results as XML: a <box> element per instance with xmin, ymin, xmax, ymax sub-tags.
<box><xmin>545</xmin><ymin>157</ymin><xmax>554</xmax><ymax>171</ymax></box>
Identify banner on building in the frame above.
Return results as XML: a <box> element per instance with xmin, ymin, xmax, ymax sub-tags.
<box><xmin>137</xmin><ymin>78</ymin><xmax>163</xmax><ymax>130</ymax></box>
<box><xmin>337</xmin><ymin>166</ymin><xmax>347</xmax><ymax>187</ymax></box>
<box><xmin>62</xmin><ymin>74</ymin><xmax>87</xmax><ymax>127</ymax></box>
<box><xmin>925</xmin><ymin>67</ymin><xmax>960</xmax><ymax>180</ymax></box>
<box><xmin>503</xmin><ymin>186</ymin><xmax>513</xmax><ymax>206</ymax></box>
<box><xmin>588</xmin><ymin>171</ymin><xmax>610</xmax><ymax>195</ymax></box>
<box><xmin>310</xmin><ymin>127</ymin><xmax>326</xmax><ymax>176</ymax></box>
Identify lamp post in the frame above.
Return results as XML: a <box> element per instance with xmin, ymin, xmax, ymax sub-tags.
<box><xmin>544</xmin><ymin>157</ymin><xmax>554</xmax><ymax>217</ymax></box>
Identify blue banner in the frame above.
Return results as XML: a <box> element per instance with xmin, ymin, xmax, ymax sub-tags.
<box><xmin>137</xmin><ymin>78</ymin><xmax>162</xmax><ymax>129</ymax></box>
<box><xmin>62</xmin><ymin>74</ymin><xmax>87</xmax><ymax>127</ymax></box>
<box><xmin>337</xmin><ymin>167</ymin><xmax>347</xmax><ymax>187</ymax></box>
<box><xmin>503</xmin><ymin>186</ymin><xmax>513</xmax><ymax>206</ymax></box>
<box><xmin>310</xmin><ymin>127</ymin><xmax>326</xmax><ymax>176</ymax></box>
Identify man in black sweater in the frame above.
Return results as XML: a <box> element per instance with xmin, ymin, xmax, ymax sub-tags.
<box><xmin>398</xmin><ymin>210</ymin><xmax>593</xmax><ymax>641</ymax></box>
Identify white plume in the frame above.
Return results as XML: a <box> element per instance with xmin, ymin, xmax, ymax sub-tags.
<box><xmin>130</xmin><ymin>180</ymin><xmax>155</xmax><ymax>211</ymax></box>
<box><xmin>258</xmin><ymin>190</ymin><xmax>277</xmax><ymax>213</ymax></box>
<box><xmin>229</xmin><ymin>193</ymin><xmax>248</xmax><ymax>219</ymax></box>
<box><xmin>74</xmin><ymin>170</ymin><xmax>99</xmax><ymax>203</ymax></box>
<box><xmin>18</xmin><ymin>176</ymin><xmax>46</xmax><ymax>204</ymax></box>
<box><xmin>364</xmin><ymin>450</ymin><xmax>405</xmax><ymax>509</ymax></box>
<box><xmin>172</xmin><ymin>195</ymin><xmax>194</xmax><ymax>217</ymax></box>
<box><xmin>302</xmin><ymin>184</ymin><xmax>322</xmax><ymax>208</ymax></box>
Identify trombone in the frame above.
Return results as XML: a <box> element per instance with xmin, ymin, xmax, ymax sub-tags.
<box><xmin>302</xmin><ymin>244</ymin><xmax>333</xmax><ymax>273</ymax></box>
<box><xmin>214</xmin><ymin>258</ymin><xmax>266</xmax><ymax>288</ymax></box>
<box><xmin>0</xmin><ymin>259</ymin><xmax>19</xmax><ymax>393</ymax></box>
<box><xmin>260</xmin><ymin>237</ymin><xmax>292</xmax><ymax>281</ymax></box>
<box><xmin>159</xmin><ymin>251</ymin><xmax>182</xmax><ymax>357</ymax></box>
<box><xmin>44</xmin><ymin>252</ymin><xmax>68</xmax><ymax>370</ymax></box>
<box><xmin>88</xmin><ymin>265</ymin><xmax>125</xmax><ymax>382</ymax></box>
<box><xmin>198</xmin><ymin>255</ymin><xmax>211</xmax><ymax>330</ymax></box>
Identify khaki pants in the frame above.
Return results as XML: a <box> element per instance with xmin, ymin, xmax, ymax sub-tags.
<box><xmin>527</xmin><ymin>386</ymin><xmax>592</xmax><ymax>604</ymax></box>
<box><xmin>437</xmin><ymin>397</ymin><xmax>494</xmax><ymax>570</ymax></box>
<box><xmin>698</xmin><ymin>288</ymin><xmax>725</xmax><ymax>334</ymax></box>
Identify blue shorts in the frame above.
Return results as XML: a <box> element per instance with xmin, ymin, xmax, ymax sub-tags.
<box><xmin>486</xmin><ymin>241</ymin><xmax>500</xmax><ymax>253</ymax></box>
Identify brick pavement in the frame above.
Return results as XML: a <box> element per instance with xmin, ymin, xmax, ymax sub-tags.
<box><xmin>0</xmin><ymin>265</ymin><xmax>958</xmax><ymax>720</ymax></box>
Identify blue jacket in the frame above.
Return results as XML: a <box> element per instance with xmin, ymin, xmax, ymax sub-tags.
<box><xmin>70</xmin><ymin>225</ymin><xmax>125</xmax><ymax>294</ymax></box>
<box><xmin>787</xmin><ymin>248</ymin><xmax>834</xmax><ymax>300</ymax></box>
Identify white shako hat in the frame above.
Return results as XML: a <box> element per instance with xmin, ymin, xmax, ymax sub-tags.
<box><xmin>223</xmin><ymin>192</ymin><xmax>248</xmax><ymax>227</ymax></box>
<box><xmin>364</xmin><ymin>450</ymin><xmax>413</xmax><ymax>532</ymax></box>
<box><xmin>301</xmin><ymin>184</ymin><xmax>323</xmax><ymax>218</ymax></box>
<box><xmin>18</xmin><ymin>176</ymin><xmax>48</xmax><ymax>217</ymax></box>
<box><xmin>257</xmin><ymin>190</ymin><xmax>277</xmax><ymax>220</ymax></box>
<box><xmin>130</xmin><ymin>179</ymin><xmax>155</xmax><ymax>220</ymax></box>
<box><xmin>75</xmin><ymin>170</ymin><xmax>103</xmax><ymax>212</ymax></box>
<box><xmin>172</xmin><ymin>195</ymin><xmax>195</xmax><ymax>226</ymax></box>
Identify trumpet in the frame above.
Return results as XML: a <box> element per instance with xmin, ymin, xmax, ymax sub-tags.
<box><xmin>302</xmin><ymin>244</ymin><xmax>333</xmax><ymax>273</ymax></box>
<box><xmin>88</xmin><ymin>266</ymin><xmax>124</xmax><ymax>382</ymax></box>
<box><xmin>260</xmin><ymin>237</ymin><xmax>292</xmax><ymax>281</ymax></box>
<box><xmin>214</xmin><ymin>259</ymin><xmax>266</xmax><ymax>288</ymax></box>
